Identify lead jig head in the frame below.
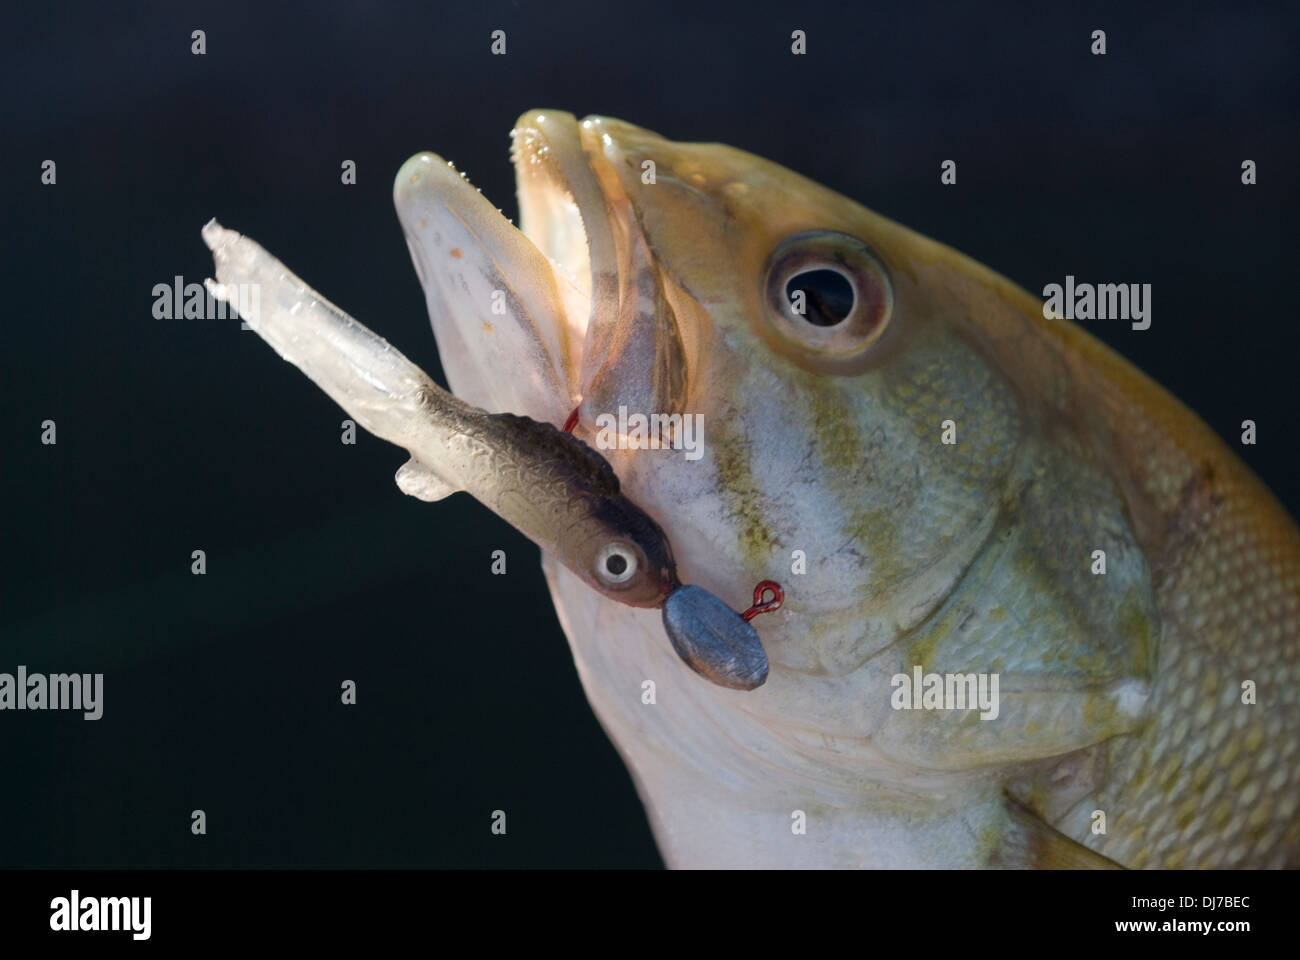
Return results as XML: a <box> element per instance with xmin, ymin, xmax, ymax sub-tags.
<box><xmin>660</xmin><ymin>580</ymin><xmax>784</xmax><ymax>691</ymax></box>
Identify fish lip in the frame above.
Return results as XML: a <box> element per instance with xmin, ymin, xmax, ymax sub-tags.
<box><xmin>511</xmin><ymin>110</ymin><xmax>620</xmax><ymax>391</ymax></box>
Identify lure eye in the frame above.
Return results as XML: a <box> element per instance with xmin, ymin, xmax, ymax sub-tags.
<box><xmin>763</xmin><ymin>231</ymin><xmax>893</xmax><ymax>365</ymax></box>
<box><xmin>595</xmin><ymin>541</ymin><xmax>639</xmax><ymax>585</ymax></box>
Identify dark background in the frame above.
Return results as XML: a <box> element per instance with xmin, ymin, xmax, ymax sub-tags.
<box><xmin>1</xmin><ymin>0</ymin><xmax>1294</xmax><ymax>867</ymax></box>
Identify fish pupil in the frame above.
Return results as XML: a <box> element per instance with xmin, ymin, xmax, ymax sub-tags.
<box><xmin>606</xmin><ymin>554</ymin><xmax>628</xmax><ymax>576</ymax></box>
<box><xmin>787</xmin><ymin>269</ymin><xmax>854</xmax><ymax>327</ymax></box>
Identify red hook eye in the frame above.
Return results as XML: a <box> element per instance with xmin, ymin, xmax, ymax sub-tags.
<box><xmin>741</xmin><ymin>580</ymin><xmax>784</xmax><ymax>622</ymax></box>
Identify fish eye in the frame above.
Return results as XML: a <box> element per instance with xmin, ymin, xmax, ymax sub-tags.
<box><xmin>763</xmin><ymin>231</ymin><xmax>893</xmax><ymax>363</ymax></box>
<box><xmin>595</xmin><ymin>541</ymin><xmax>639</xmax><ymax>585</ymax></box>
<box><xmin>784</xmin><ymin>268</ymin><xmax>855</xmax><ymax>326</ymax></box>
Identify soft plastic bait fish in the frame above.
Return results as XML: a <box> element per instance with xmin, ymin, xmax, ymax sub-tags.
<box><xmin>202</xmin><ymin>220</ymin><xmax>773</xmax><ymax>690</ymax></box>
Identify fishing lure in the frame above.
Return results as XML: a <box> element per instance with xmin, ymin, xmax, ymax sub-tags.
<box><xmin>203</xmin><ymin>220</ymin><xmax>778</xmax><ymax>690</ymax></box>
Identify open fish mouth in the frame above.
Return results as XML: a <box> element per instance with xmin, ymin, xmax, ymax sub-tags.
<box><xmin>392</xmin><ymin>110</ymin><xmax>625</xmax><ymax>429</ymax></box>
<box><xmin>390</xmin><ymin>112</ymin><xmax>773</xmax><ymax>689</ymax></box>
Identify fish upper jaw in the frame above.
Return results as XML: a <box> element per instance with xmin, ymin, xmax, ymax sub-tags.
<box><xmin>511</xmin><ymin>110</ymin><xmax>605</xmax><ymax>355</ymax></box>
<box><xmin>514</xmin><ymin>110</ymin><xmax>695</xmax><ymax>429</ymax></box>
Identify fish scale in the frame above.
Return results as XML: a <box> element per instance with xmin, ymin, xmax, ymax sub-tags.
<box><xmin>965</xmin><ymin>266</ymin><xmax>1300</xmax><ymax>866</ymax></box>
<box><xmin>1089</xmin><ymin>477</ymin><xmax>1300</xmax><ymax>867</ymax></box>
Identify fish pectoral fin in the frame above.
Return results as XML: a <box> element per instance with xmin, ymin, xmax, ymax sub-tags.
<box><xmin>394</xmin><ymin>457</ymin><xmax>459</xmax><ymax>502</ymax></box>
<box><xmin>994</xmin><ymin>796</ymin><xmax>1123</xmax><ymax>870</ymax></box>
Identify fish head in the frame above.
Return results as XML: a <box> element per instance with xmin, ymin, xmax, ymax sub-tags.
<box><xmin>393</xmin><ymin>110</ymin><xmax>1014</xmax><ymax>647</ymax></box>
<box><xmin>394</xmin><ymin>112</ymin><xmax>1157</xmax><ymax>865</ymax></box>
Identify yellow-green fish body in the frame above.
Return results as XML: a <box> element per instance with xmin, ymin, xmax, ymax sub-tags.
<box><xmin>392</xmin><ymin>111</ymin><xmax>1297</xmax><ymax>868</ymax></box>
